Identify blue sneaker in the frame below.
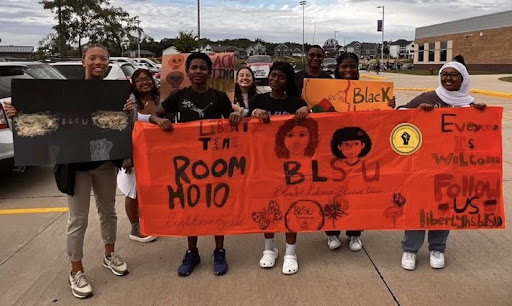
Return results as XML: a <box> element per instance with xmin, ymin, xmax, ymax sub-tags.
<box><xmin>213</xmin><ymin>248</ymin><xmax>228</xmax><ymax>275</ymax></box>
<box><xmin>178</xmin><ymin>249</ymin><xmax>200</xmax><ymax>276</ymax></box>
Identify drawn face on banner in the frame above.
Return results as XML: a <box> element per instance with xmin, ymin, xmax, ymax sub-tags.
<box><xmin>339</xmin><ymin>140</ymin><xmax>365</xmax><ymax>160</ymax></box>
<box><xmin>330</xmin><ymin>127</ymin><xmax>372</xmax><ymax>166</ymax></box>
<box><xmin>284</xmin><ymin>126</ymin><xmax>310</xmax><ymax>157</ymax></box>
<box><xmin>168</xmin><ymin>54</ymin><xmax>185</xmax><ymax>70</ymax></box>
<box><xmin>166</xmin><ymin>71</ymin><xmax>185</xmax><ymax>89</ymax></box>
<box><xmin>275</xmin><ymin>118</ymin><xmax>319</xmax><ymax>159</ymax></box>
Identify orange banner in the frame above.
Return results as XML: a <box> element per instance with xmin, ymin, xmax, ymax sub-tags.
<box><xmin>160</xmin><ymin>52</ymin><xmax>235</xmax><ymax>101</ymax></box>
<box><xmin>302</xmin><ymin>79</ymin><xmax>394</xmax><ymax>112</ymax></box>
<box><xmin>133</xmin><ymin>107</ymin><xmax>504</xmax><ymax>236</ymax></box>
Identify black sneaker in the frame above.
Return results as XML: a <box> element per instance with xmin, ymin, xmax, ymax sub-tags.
<box><xmin>178</xmin><ymin>249</ymin><xmax>200</xmax><ymax>276</ymax></box>
<box><xmin>213</xmin><ymin>248</ymin><xmax>228</xmax><ymax>275</ymax></box>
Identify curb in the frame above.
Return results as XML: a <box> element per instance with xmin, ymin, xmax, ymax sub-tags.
<box><xmin>469</xmin><ymin>89</ymin><xmax>512</xmax><ymax>99</ymax></box>
<box><xmin>361</xmin><ymin>75</ymin><xmax>387</xmax><ymax>80</ymax></box>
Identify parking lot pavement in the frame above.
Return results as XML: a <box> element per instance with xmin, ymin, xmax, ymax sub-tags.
<box><xmin>0</xmin><ymin>73</ymin><xmax>511</xmax><ymax>305</ymax></box>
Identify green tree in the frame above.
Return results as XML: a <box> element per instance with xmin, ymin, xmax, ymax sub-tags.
<box><xmin>39</xmin><ymin>0</ymin><xmax>73</xmax><ymax>55</ymax></box>
<box><xmin>39</xmin><ymin>0</ymin><xmax>142</xmax><ymax>57</ymax></box>
<box><xmin>173</xmin><ymin>30</ymin><xmax>200</xmax><ymax>53</ymax></box>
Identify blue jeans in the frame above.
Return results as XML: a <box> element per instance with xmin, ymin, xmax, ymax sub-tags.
<box><xmin>401</xmin><ymin>230</ymin><xmax>449</xmax><ymax>254</ymax></box>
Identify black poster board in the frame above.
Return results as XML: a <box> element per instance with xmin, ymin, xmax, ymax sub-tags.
<box><xmin>11</xmin><ymin>79</ymin><xmax>132</xmax><ymax>166</ymax></box>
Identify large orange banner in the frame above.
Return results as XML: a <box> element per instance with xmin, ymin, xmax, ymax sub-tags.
<box><xmin>133</xmin><ymin>107</ymin><xmax>504</xmax><ymax>236</ymax></box>
<box><xmin>302</xmin><ymin>79</ymin><xmax>394</xmax><ymax>112</ymax></box>
<box><xmin>160</xmin><ymin>52</ymin><xmax>235</xmax><ymax>101</ymax></box>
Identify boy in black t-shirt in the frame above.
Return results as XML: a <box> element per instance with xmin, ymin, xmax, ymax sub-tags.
<box><xmin>150</xmin><ymin>52</ymin><xmax>235</xmax><ymax>277</ymax></box>
<box><xmin>295</xmin><ymin>45</ymin><xmax>332</xmax><ymax>95</ymax></box>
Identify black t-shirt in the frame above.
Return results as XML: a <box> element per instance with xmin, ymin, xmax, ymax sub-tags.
<box><xmin>162</xmin><ymin>87</ymin><xmax>233</xmax><ymax>123</ymax></box>
<box><xmin>295</xmin><ymin>70</ymin><xmax>333</xmax><ymax>95</ymax></box>
<box><xmin>250</xmin><ymin>93</ymin><xmax>307</xmax><ymax>116</ymax></box>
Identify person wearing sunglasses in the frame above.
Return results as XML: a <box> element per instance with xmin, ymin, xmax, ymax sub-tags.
<box><xmin>295</xmin><ymin>45</ymin><xmax>333</xmax><ymax>95</ymax></box>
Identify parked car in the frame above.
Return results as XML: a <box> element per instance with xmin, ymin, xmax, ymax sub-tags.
<box><xmin>134</xmin><ymin>58</ymin><xmax>161</xmax><ymax>73</ymax></box>
<box><xmin>110</xmin><ymin>57</ymin><xmax>147</xmax><ymax>70</ymax></box>
<box><xmin>50</xmin><ymin>61</ymin><xmax>136</xmax><ymax>81</ymax></box>
<box><xmin>246</xmin><ymin>55</ymin><xmax>273</xmax><ymax>83</ymax></box>
<box><xmin>0</xmin><ymin>62</ymin><xmax>66</xmax><ymax>169</ymax></box>
<box><xmin>321</xmin><ymin>58</ymin><xmax>337</xmax><ymax>74</ymax></box>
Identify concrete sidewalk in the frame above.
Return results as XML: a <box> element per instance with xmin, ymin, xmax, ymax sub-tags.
<box><xmin>0</xmin><ymin>72</ymin><xmax>511</xmax><ymax>305</ymax></box>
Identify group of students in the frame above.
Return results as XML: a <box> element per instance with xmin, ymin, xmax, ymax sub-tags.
<box><xmin>3</xmin><ymin>44</ymin><xmax>486</xmax><ymax>299</ymax></box>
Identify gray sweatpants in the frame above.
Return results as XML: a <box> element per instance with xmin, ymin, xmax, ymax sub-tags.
<box><xmin>66</xmin><ymin>162</ymin><xmax>117</xmax><ymax>261</ymax></box>
<box><xmin>401</xmin><ymin>230</ymin><xmax>450</xmax><ymax>254</ymax></box>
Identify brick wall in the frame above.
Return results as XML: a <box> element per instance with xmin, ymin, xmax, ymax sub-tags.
<box><xmin>414</xmin><ymin>26</ymin><xmax>512</xmax><ymax>72</ymax></box>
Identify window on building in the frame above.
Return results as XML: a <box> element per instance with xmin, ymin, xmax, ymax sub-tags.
<box><xmin>440</xmin><ymin>41</ymin><xmax>447</xmax><ymax>62</ymax></box>
<box><xmin>428</xmin><ymin>43</ymin><xmax>435</xmax><ymax>62</ymax></box>
<box><xmin>418</xmin><ymin>45</ymin><xmax>424</xmax><ymax>62</ymax></box>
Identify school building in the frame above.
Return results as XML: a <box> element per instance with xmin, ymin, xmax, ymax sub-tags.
<box><xmin>413</xmin><ymin>10</ymin><xmax>512</xmax><ymax>72</ymax></box>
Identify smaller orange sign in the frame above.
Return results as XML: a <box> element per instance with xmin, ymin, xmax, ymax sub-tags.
<box><xmin>302</xmin><ymin>79</ymin><xmax>394</xmax><ymax>112</ymax></box>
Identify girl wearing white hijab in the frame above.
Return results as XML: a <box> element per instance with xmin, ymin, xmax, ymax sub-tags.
<box><xmin>399</xmin><ymin>61</ymin><xmax>486</xmax><ymax>110</ymax></box>
<box><xmin>399</xmin><ymin>61</ymin><xmax>486</xmax><ymax>271</ymax></box>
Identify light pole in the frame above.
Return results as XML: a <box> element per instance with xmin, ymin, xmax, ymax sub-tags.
<box><xmin>300</xmin><ymin>1</ymin><xmax>306</xmax><ymax>67</ymax></box>
<box><xmin>334</xmin><ymin>30</ymin><xmax>339</xmax><ymax>53</ymax></box>
<box><xmin>197</xmin><ymin>0</ymin><xmax>201</xmax><ymax>40</ymax></box>
<box><xmin>377</xmin><ymin>5</ymin><xmax>384</xmax><ymax>61</ymax></box>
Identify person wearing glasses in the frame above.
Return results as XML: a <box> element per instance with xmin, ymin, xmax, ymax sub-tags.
<box><xmin>295</xmin><ymin>45</ymin><xmax>332</xmax><ymax>95</ymax></box>
<box><xmin>118</xmin><ymin>69</ymin><xmax>158</xmax><ymax>243</ymax></box>
<box><xmin>398</xmin><ymin>61</ymin><xmax>486</xmax><ymax>271</ymax></box>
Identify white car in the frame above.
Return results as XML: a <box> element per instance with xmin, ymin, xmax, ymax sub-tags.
<box><xmin>110</xmin><ymin>57</ymin><xmax>147</xmax><ymax>70</ymax></box>
<box><xmin>50</xmin><ymin>61</ymin><xmax>135</xmax><ymax>81</ymax></box>
<box><xmin>0</xmin><ymin>62</ymin><xmax>66</xmax><ymax>168</ymax></box>
<box><xmin>133</xmin><ymin>58</ymin><xmax>161</xmax><ymax>72</ymax></box>
<box><xmin>246</xmin><ymin>55</ymin><xmax>273</xmax><ymax>84</ymax></box>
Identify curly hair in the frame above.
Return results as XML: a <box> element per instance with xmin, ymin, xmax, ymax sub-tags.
<box><xmin>275</xmin><ymin>117</ymin><xmax>319</xmax><ymax>159</ymax></box>
<box><xmin>330</xmin><ymin>126</ymin><xmax>372</xmax><ymax>158</ymax></box>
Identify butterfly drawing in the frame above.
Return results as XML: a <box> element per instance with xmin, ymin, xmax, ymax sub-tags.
<box><xmin>251</xmin><ymin>200</ymin><xmax>284</xmax><ymax>230</ymax></box>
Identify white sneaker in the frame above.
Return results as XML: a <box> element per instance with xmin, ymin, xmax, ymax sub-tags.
<box><xmin>327</xmin><ymin>235</ymin><xmax>341</xmax><ymax>250</ymax></box>
<box><xmin>68</xmin><ymin>271</ymin><xmax>93</xmax><ymax>299</ymax></box>
<box><xmin>103</xmin><ymin>252</ymin><xmax>129</xmax><ymax>276</ymax></box>
<box><xmin>401</xmin><ymin>252</ymin><xmax>416</xmax><ymax>270</ymax></box>
<box><xmin>348</xmin><ymin>236</ymin><xmax>363</xmax><ymax>252</ymax></box>
<box><xmin>430</xmin><ymin>251</ymin><xmax>445</xmax><ymax>269</ymax></box>
<box><xmin>129</xmin><ymin>233</ymin><xmax>157</xmax><ymax>243</ymax></box>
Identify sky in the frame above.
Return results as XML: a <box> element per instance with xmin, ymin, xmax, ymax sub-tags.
<box><xmin>0</xmin><ymin>0</ymin><xmax>510</xmax><ymax>48</ymax></box>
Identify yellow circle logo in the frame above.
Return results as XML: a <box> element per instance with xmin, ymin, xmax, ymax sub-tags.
<box><xmin>390</xmin><ymin>123</ymin><xmax>422</xmax><ymax>155</ymax></box>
